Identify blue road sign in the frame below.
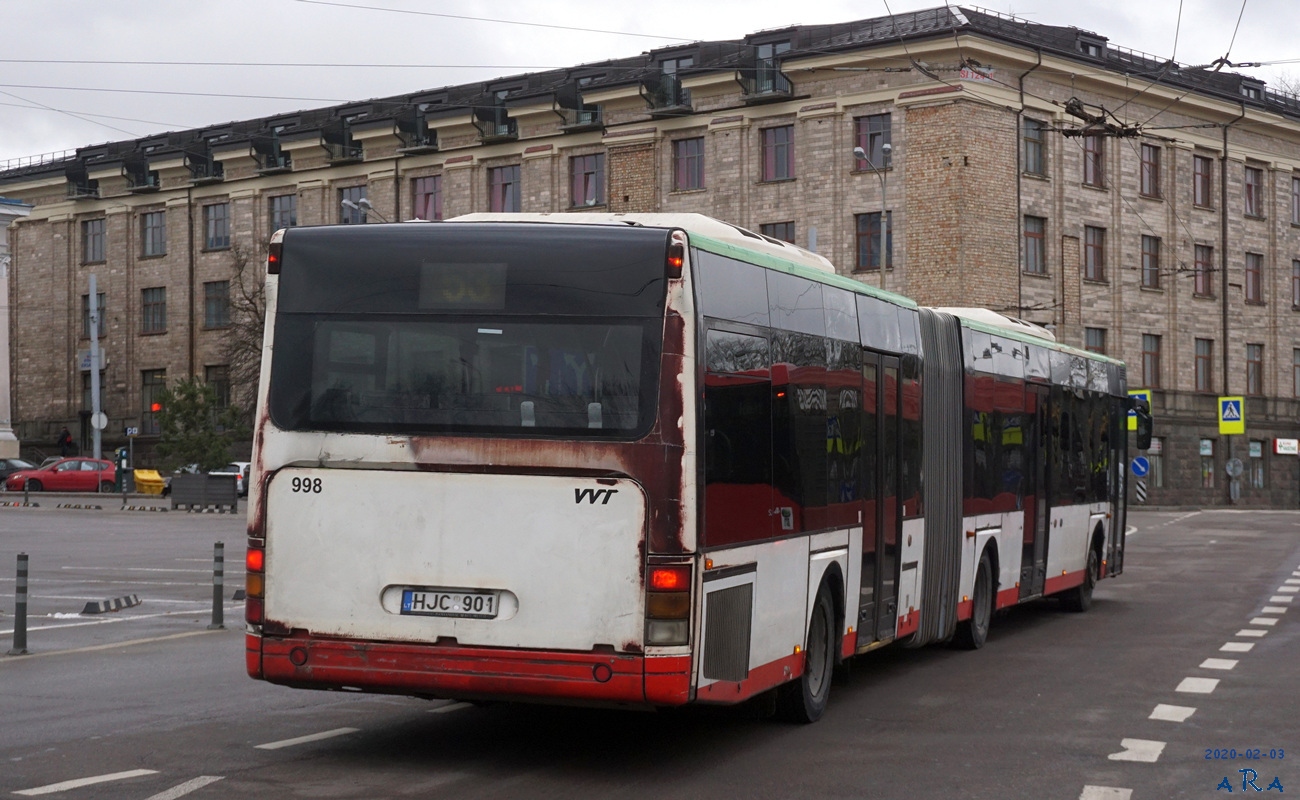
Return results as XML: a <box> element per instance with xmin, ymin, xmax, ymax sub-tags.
<box><xmin>1131</xmin><ymin>456</ymin><xmax>1150</xmax><ymax>477</ymax></box>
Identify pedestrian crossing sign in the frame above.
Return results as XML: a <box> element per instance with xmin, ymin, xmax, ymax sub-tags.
<box><xmin>1218</xmin><ymin>396</ymin><xmax>1244</xmax><ymax>435</ymax></box>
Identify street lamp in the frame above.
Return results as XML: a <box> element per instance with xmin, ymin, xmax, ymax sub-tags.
<box><xmin>853</xmin><ymin>142</ymin><xmax>892</xmax><ymax>290</ymax></box>
<box><xmin>341</xmin><ymin>197</ymin><xmax>390</xmax><ymax>223</ymax></box>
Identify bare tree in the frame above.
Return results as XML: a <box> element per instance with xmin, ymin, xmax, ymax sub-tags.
<box><xmin>222</xmin><ymin>241</ymin><xmax>268</xmax><ymax>427</ymax></box>
<box><xmin>1272</xmin><ymin>71</ymin><xmax>1300</xmax><ymax>96</ymax></box>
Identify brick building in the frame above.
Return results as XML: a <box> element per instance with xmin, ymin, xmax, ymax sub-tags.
<box><xmin>3</xmin><ymin>6</ymin><xmax>1299</xmax><ymax>504</ymax></box>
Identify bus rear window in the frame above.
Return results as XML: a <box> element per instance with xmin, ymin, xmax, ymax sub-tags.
<box><xmin>268</xmin><ymin>223</ymin><xmax>670</xmax><ymax>438</ymax></box>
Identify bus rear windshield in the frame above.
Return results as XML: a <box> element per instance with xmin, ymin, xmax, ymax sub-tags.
<box><xmin>268</xmin><ymin>223</ymin><xmax>670</xmax><ymax>438</ymax></box>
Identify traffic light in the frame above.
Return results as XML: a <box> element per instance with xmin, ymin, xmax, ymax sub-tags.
<box><xmin>150</xmin><ymin>402</ymin><xmax>162</xmax><ymax>413</ymax></box>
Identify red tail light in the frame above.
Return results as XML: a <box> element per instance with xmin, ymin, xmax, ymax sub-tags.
<box><xmin>267</xmin><ymin>241</ymin><xmax>283</xmax><ymax>274</ymax></box>
<box><xmin>667</xmin><ymin>230</ymin><xmax>686</xmax><ymax>278</ymax></box>
<box><xmin>246</xmin><ymin>549</ymin><xmax>264</xmax><ymax>573</ymax></box>
<box><xmin>650</xmin><ymin>566</ymin><xmax>690</xmax><ymax>591</ymax></box>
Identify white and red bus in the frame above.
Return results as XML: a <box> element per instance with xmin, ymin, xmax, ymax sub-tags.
<box><xmin>244</xmin><ymin>213</ymin><xmax>1150</xmax><ymax>722</ymax></box>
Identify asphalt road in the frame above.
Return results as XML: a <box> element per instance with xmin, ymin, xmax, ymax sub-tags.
<box><xmin>0</xmin><ymin>507</ymin><xmax>1296</xmax><ymax>799</ymax></box>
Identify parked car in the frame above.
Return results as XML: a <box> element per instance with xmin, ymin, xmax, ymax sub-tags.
<box><xmin>211</xmin><ymin>462</ymin><xmax>252</xmax><ymax>496</ymax></box>
<box><xmin>0</xmin><ymin>458</ymin><xmax>36</xmax><ymax>485</ymax></box>
<box><xmin>3</xmin><ymin>458</ymin><xmax>116</xmax><ymax>493</ymax></box>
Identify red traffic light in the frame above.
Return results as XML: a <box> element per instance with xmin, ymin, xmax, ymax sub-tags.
<box><xmin>150</xmin><ymin>402</ymin><xmax>162</xmax><ymax>413</ymax></box>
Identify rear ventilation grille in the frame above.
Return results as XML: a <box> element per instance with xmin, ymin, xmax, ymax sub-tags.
<box><xmin>702</xmin><ymin>583</ymin><xmax>753</xmax><ymax>682</ymax></box>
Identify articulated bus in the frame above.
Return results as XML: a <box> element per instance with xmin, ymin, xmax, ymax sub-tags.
<box><xmin>244</xmin><ymin>213</ymin><xmax>1151</xmax><ymax>723</ymax></box>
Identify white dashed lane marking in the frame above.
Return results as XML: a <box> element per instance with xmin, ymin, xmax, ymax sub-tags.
<box><xmin>1108</xmin><ymin>739</ymin><xmax>1166</xmax><ymax>762</ymax></box>
<box><xmin>142</xmin><ymin>776</ymin><xmax>225</xmax><ymax>800</ymax></box>
<box><xmin>254</xmin><ymin>727</ymin><xmax>360</xmax><ymax>750</ymax></box>
<box><xmin>1249</xmin><ymin>617</ymin><xmax>1279</xmax><ymax>627</ymax></box>
<box><xmin>1235</xmin><ymin>629</ymin><xmax>1268</xmax><ymax>637</ymax></box>
<box><xmin>1261</xmin><ymin>606</ymin><xmax>1286</xmax><ymax>614</ymax></box>
<box><xmin>1080</xmin><ymin>787</ymin><xmax>1133</xmax><ymax>800</ymax></box>
<box><xmin>1271</xmin><ymin>595</ymin><xmax>1294</xmax><ymax>603</ymax></box>
<box><xmin>1199</xmin><ymin>658</ymin><xmax>1238</xmax><ymax>670</ymax></box>
<box><xmin>1150</xmin><ymin>704</ymin><xmax>1197</xmax><ymax>722</ymax></box>
<box><xmin>1221</xmin><ymin>641</ymin><xmax>1255</xmax><ymax>652</ymax></box>
<box><xmin>1177</xmin><ymin>677</ymin><xmax>1220</xmax><ymax>694</ymax></box>
<box><xmin>1277</xmin><ymin>586</ymin><xmax>1299</xmax><ymax>594</ymax></box>
<box><xmin>14</xmin><ymin>769</ymin><xmax>159</xmax><ymax>796</ymax></box>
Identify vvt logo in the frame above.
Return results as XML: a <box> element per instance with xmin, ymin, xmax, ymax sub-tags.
<box><xmin>575</xmin><ymin>488</ymin><xmax>619</xmax><ymax>505</ymax></box>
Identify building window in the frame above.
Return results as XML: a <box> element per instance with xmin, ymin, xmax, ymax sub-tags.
<box><xmin>205</xmin><ymin>365</ymin><xmax>230</xmax><ymax>410</ymax></box>
<box><xmin>759</xmin><ymin>221</ymin><xmax>795</xmax><ymax>243</ymax></box>
<box><xmin>1084</xmin><ymin>226</ymin><xmax>1106</xmax><ymax>281</ymax></box>
<box><xmin>1148</xmin><ymin>437</ymin><xmax>1164</xmax><ymax>488</ymax></box>
<box><xmin>1140</xmin><ymin>143</ymin><xmax>1161</xmax><ymax>198</ymax></box>
<box><xmin>1083</xmin><ymin>135</ymin><xmax>1104</xmax><ymax>188</ymax></box>
<box><xmin>339</xmin><ymin>186</ymin><xmax>366</xmax><ymax>224</ymax></box>
<box><xmin>1294</xmin><ymin>348</ymin><xmax>1300</xmax><ymax>397</ymax></box>
<box><xmin>673</xmin><ymin>137</ymin><xmax>704</xmax><ymax>191</ymax></box>
<box><xmin>1201</xmin><ymin>439</ymin><xmax>1215</xmax><ymax>489</ymax></box>
<box><xmin>754</xmin><ymin>41</ymin><xmax>792</xmax><ymax>94</ymax></box>
<box><xmin>1022</xmin><ymin>119</ymin><xmax>1046</xmax><ymax>176</ymax></box>
<box><xmin>1193</xmin><ymin>155</ymin><xmax>1214</xmax><ymax>207</ymax></box>
<box><xmin>141</xmin><ymin>211</ymin><xmax>166</xmax><ymax>257</ymax></box>
<box><xmin>1141</xmin><ymin>334</ymin><xmax>1161</xmax><ymax>388</ymax></box>
<box><xmin>1246</xmin><ymin>343</ymin><xmax>1263</xmax><ymax>395</ymax></box>
<box><xmin>1245</xmin><ymin>252</ymin><xmax>1263</xmax><ymax>303</ymax></box>
<box><xmin>1292</xmin><ymin>175</ymin><xmax>1300</xmax><ymax>225</ymax></box>
<box><xmin>81</xmin><ymin>292</ymin><xmax>106</xmax><ymax>339</ymax></box>
<box><xmin>269</xmin><ymin>194</ymin><xmax>297</xmax><ymax>230</ymax></box>
<box><xmin>1084</xmin><ymin>327</ymin><xmax>1106</xmax><ymax>354</ymax></box>
<box><xmin>1023</xmin><ymin>216</ymin><xmax>1046</xmax><ymax>274</ymax></box>
<box><xmin>1244</xmin><ymin>166</ymin><xmax>1264</xmax><ymax>217</ymax></box>
<box><xmin>204</xmin><ymin>281</ymin><xmax>230</xmax><ymax>328</ymax></box>
<box><xmin>141</xmin><ymin>369</ymin><xmax>166</xmax><ymax>435</ymax></box>
<box><xmin>1195</xmin><ymin>338</ymin><xmax>1213</xmax><ymax>393</ymax></box>
<box><xmin>203</xmin><ymin>203</ymin><xmax>230</xmax><ymax>250</ymax></box>
<box><xmin>658</xmin><ymin>56</ymin><xmax>693</xmax><ymax>108</ymax></box>
<box><xmin>1141</xmin><ymin>235</ymin><xmax>1161</xmax><ymax>289</ymax></box>
<box><xmin>412</xmin><ymin>175</ymin><xmax>442</xmax><ymax>221</ymax></box>
<box><xmin>81</xmin><ymin>371</ymin><xmax>105</xmax><ymax>414</ymax></box>
<box><xmin>855</xmin><ymin>211</ymin><xmax>892</xmax><ymax>271</ymax></box>
<box><xmin>1293</xmin><ymin>260</ymin><xmax>1300</xmax><ymax>308</ymax></box>
<box><xmin>855</xmin><ymin>114</ymin><xmax>892</xmax><ymax>169</ymax></box>
<box><xmin>570</xmin><ymin>153</ymin><xmax>606</xmax><ymax>208</ymax></box>
<box><xmin>1195</xmin><ymin>244</ymin><xmax>1215</xmax><ymax>297</ymax></box>
<box><xmin>761</xmin><ymin>125</ymin><xmax>794</xmax><ymax>181</ymax></box>
<box><xmin>82</xmin><ymin>218</ymin><xmax>105</xmax><ymax>264</ymax></box>
<box><xmin>1249</xmin><ymin>440</ymin><xmax>1265</xmax><ymax>489</ymax></box>
<box><xmin>488</xmin><ymin>165</ymin><xmax>521</xmax><ymax>212</ymax></box>
<box><xmin>140</xmin><ymin>287</ymin><xmax>166</xmax><ymax>334</ymax></box>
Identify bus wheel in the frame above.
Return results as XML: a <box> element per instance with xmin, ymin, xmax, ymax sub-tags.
<box><xmin>954</xmin><ymin>552</ymin><xmax>993</xmax><ymax>650</ymax></box>
<box><xmin>777</xmin><ymin>584</ymin><xmax>836</xmax><ymax>724</ymax></box>
<box><xmin>1061</xmin><ymin>548</ymin><xmax>1099</xmax><ymax>613</ymax></box>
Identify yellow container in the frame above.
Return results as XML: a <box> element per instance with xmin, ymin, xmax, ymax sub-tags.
<box><xmin>133</xmin><ymin>469</ymin><xmax>165</xmax><ymax>495</ymax></box>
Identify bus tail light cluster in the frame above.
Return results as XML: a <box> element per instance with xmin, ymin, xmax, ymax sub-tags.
<box><xmin>646</xmin><ymin>565</ymin><xmax>691</xmax><ymax>646</ymax></box>
<box><xmin>245</xmin><ymin>544</ymin><xmax>265</xmax><ymax>625</ymax></box>
<box><xmin>667</xmin><ymin>230</ymin><xmax>686</xmax><ymax>278</ymax></box>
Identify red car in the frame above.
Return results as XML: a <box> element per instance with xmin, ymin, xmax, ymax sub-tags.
<box><xmin>3</xmin><ymin>458</ymin><xmax>116</xmax><ymax>493</ymax></box>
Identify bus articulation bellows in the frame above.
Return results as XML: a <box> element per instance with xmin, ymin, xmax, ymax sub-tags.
<box><xmin>244</xmin><ymin>213</ymin><xmax>1151</xmax><ymax>723</ymax></box>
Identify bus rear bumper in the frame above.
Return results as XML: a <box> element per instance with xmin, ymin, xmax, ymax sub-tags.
<box><xmin>253</xmin><ymin>634</ymin><xmax>691</xmax><ymax>707</ymax></box>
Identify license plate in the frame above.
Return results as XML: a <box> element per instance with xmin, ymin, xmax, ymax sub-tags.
<box><xmin>400</xmin><ymin>589</ymin><xmax>500</xmax><ymax>619</ymax></box>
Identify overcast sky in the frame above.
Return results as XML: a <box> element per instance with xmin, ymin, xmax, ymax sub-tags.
<box><xmin>0</xmin><ymin>0</ymin><xmax>1295</xmax><ymax>167</ymax></box>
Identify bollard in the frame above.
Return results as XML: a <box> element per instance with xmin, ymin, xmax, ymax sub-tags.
<box><xmin>209</xmin><ymin>542</ymin><xmax>224</xmax><ymax>630</ymax></box>
<box><xmin>8</xmin><ymin>553</ymin><xmax>29</xmax><ymax>656</ymax></box>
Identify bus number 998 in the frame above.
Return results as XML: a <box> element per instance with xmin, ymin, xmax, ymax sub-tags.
<box><xmin>291</xmin><ymin>477</ymin><xmax>322</xmax><ymax>494</ymax></box>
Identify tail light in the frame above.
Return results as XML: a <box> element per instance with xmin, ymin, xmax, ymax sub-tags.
<box><xmin>646</xmin><ymin>564</ymin><xmax>691</xmax><ymax>646</ymax></box>
<box><xmin>667</xmin><ymin>230</ymin><xmax>686</xmax><ymax>278</ymax></box>
<box><xmin>245</xmin><ymin>542</ymin><xmax>265</xmax><ymax>625</ymax></box>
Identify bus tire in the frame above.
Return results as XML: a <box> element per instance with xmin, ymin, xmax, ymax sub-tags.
<box><xmin>954</xmin><ymin>551</ymin><xmax>993</xmax><ymax>650</ymax></box>
<box><xmin>1061</xmin><ymin>547</ymin><xmax>1099</xmax><ymax>613</ymax></box>
<box><xmin>776</xmin><ymin>583</ymin><xmax>836</xmax><ymax>724</ymax></box>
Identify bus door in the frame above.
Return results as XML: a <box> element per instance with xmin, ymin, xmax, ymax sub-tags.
<box><xmin>857</xmin><ymin>352</ymin><xmax>902</xmax><ymax>646</ymax></box>
<box><xmin>1020</xmin><ymin>384</ymin><xmax>1050</xmax><ymax>599</ymax></box>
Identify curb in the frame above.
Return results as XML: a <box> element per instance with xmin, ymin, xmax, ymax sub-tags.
<box><xmin>56</xmin><ymin>503</ymin><xmax>103</xmax><ymax>510</ymax></box>
<box><xmin>121</xmin><ymin>505</ymin><xmax>169</xmax><ymax>513</ymax></box>
<box><xmin>0</xmin><ymin>501</ymin><xmax>39</xmax><ymax>508</ymax></box>
<box><xmin>82</xmin><ymin>594</ymin><xmax>142</xmax><ymax>614</ymax></box>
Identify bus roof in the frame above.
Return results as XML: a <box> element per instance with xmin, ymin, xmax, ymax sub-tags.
<box><xmin>447</xmin><ymin>212</ymin><xmax>917</xmax><ymax>309</ymax></box>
